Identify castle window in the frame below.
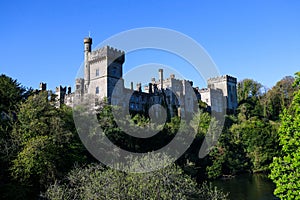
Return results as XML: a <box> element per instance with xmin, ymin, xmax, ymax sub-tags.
<box><xmin>96</xmin><ymin>69</ymin><xmax>99</xmax><ymax>77</ymax></box>
<box><xmin>112</xmin><ymin>67</ymin><xmax>117</xmax><ymax>76</ymax></box>
<box><xmin>130</xmin><ymin>103</ymin><xmax>135</xmax><ymax>109</ymax></box>
<box><xmin>96</xmin><ymin>86</ymin><xmax>99</xmax><ymax>94</ymax></box>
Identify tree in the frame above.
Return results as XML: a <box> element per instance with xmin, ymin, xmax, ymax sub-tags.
<box><xmin>0</xmin><ymin>75</ymin><xmax>29</xmax><ymax>161</ymax></box>
<box><xmin>262</xmin><ymin>76</ymin><xmax>295</xmax><ymax>120</ymax></box>
<box><xmin>207</xmin><ymin>113</ymin><xmax>280</xmax><ymax>179</ymax></box>
<box><xmin>230</xmin><ymin>117</ymin><xmax>279</xmax><ymax>172</ymax></box>
<box><xmin>10</xmin><ymin>92</ymin><xmax>87</xmax><ymax>195</ymax></box>
<box><xmin>206</xmin><ymin>128</ymin><xmax>250</xmax><ymax>179</ymax></box>
<box><xmin>0</xmin><ymin>75</ymin><xmax>31</xmax><ymax>199</ymax></box>
<box><xmin>237</xmin><ymin>79</ymin><xmax>265</xmax><ymax>119</ymax></box>
<box><xmin>45</xmin><ymin>155</ymin><xmax>229</xmax><ymax>200</ymax></box>
<box><xmin>237</xmin><ymin>79</ymin><xmax>263</xmax><ymax>102</ymax></box>
<box><xmin>0</xmin><ymin>74</ymin><xmax>28</xmax><ymax>114</ymax></box>
<box><xmin>269</xmin><ymin>72</ymin><xmax>300</xmax><ymax>199</ymax></box>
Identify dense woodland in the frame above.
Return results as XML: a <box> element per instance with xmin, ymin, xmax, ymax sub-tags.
<box><xmin>0</xmin><ymin>72</ymin><xmax>299</xmax><ymax>199</ymax></box>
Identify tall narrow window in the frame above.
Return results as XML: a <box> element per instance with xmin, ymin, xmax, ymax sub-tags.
<box><xmin>96</xmin><ymin>69</ymin><xmax>99</xmax><ymax>77</ymax></box>
<box><xmin>112</xmin><ymin>67</ymin><xmax>117</xmax><ymax>76</ymax></box>
<box><xmin>96</xmin><ymin>86</ymin><xmax>99</xmax><ymax>94</ymax></box>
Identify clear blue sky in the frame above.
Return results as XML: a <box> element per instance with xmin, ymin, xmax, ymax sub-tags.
<box><xmin>1</xmin><ymin>0</ymin><xmax>299</xmax><ymax>91</ymax></box>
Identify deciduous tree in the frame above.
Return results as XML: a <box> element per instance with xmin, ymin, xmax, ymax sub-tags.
<box><xmin>269</xmin><ymin>72</ymin><xmax>300</xmax><ymax>199</ymax></box>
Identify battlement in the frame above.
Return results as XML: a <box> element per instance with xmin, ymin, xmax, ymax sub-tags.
<box><xmin>198</xmin><ymin>87</ymin><xmax>222</xmax><ymax>93</ymax></box>
<box><xmin>103</xmin><ymin>45</ymin><xmax>125</xmax><ymax>56</ymax></box>
<box><xmin>56</xmin><ymin>85</ymin><xmax>66</xmax><ymax>93</ymax></box>
<box><xmin>39</xmin><ymin>82</ymin><xmax>47</xmax><ymax>91</ymax></box>
<box><xmin>52</xmin><ymin>37</ymin><xmax>238</xmax><ymax>114</ymax></box>
<box><xmin>89</xmin><ymin>45</ymin><xmax>125</xmax><ymax>64</ymax></box>
<box><xmin>76</xmin><ymin>78</ymin><xmax>84</xmax><ymax>84</ymax></box>
<box><xmin>199</xmin><ymin>88</ymin><xmax>210</xmax><ymax>93</ymax></box>
<box><xmin>207</xmin><ymin>75</ymin><xmax>237</xmax><ymax>84</ymax></box>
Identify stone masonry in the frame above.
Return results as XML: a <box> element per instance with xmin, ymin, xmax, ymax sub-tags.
<box><xmin>54</xmin><ymin>37</ymin><xmax>238</xmax><ymax>116</ymax></box>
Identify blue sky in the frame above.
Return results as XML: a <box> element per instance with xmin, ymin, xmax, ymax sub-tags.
<box><xmin>0</xmin><ymin>0</ymin><xmax>299</xmax><ymax>91</ymax></box>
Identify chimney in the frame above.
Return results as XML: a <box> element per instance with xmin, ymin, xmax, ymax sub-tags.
<box><xmin>159</xmin><ymin>69</ymin><xmax>163</xmax><ymax>89</ymax></box>
<box><xmin>131</xmin><ymin>82</ymin><xmax>134</xmax><ymax>90</ymax></box>
<box><xmin>67</xmin><ymin>86</ymin><xmax>71</xmax><ymax>94</ymax></box>
<box><xmin>151</xmin><ymin>78</ymin><xmax>155</xmax><ymax>84</ymax></box>
<box><xmin>136</xmin><ymin>83</ymin><xmax>142</xmax><ymax>92</ymax></box>
<box><xmin>149</xmin><ymin>83</ymin><xmax>153</xmax><ymax>94</ymax></box>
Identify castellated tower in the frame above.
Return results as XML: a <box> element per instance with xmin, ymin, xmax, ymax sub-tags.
<box><xmin>53</xmin><ymin>37</ymin><xmax>238</xmax><ymax>116</ymax></box>
<box><xmin>207</xmin><ymin>75</ymin><xmax>238</xmax><ymax>113</ymax></box>
<box><xmin>83</xmin><ymin>37</ymin><xmax>125</xmax><ymax>102</ymax></box>
<box><xmin>84</xmin><ymin>37</ymin><xmax>92</xmax><ymax>90</ymax></box>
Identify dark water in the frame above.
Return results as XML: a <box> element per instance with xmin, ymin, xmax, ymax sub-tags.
<box><xmin>211</xmin><ymin>174</ymin><xmax>279</xmax><ymax>200</ymax></box>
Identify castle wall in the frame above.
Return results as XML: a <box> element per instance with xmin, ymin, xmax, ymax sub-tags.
<box><xmin>53</xmin><ymin>37</ymin><xmax>238</xmax><ymax>117</ymax></box>
<box><xmin>199</xmin><ymin>88</ymin><xmax>225</xmax><ymax>113</ymax></box>
<box><xmin>87</xmin><ymin>46</ymin><xmax>125</xmax><ymax>103</ymax></box>
<box><xmin>200</xmin><ymin>88</ymin><xmax>212</xmax><ymax>106</ymax></box>
<box><xmin>207</xmin><ymin>75</ymin><xmax>238</xmax><ymax>112</ymax></box>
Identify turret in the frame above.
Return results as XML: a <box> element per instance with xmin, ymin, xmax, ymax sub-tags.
<box><xmin>84</xmin><ymin>37</ymin><xmax>92</xmax><ymax>90</ymax></box>
<box><xmin>75</xmin><ymin>78</ymin><xmax>84</xmax><ymax>96</ymax></box>
<box><xmin>39</xmin><ymin>82</ymin><xmax>47</xmax><ymax>91</ymax></box>
<box><xmin>84</xmin><ymin>37</ymin><xmax>92</xmax><ymax>52</ymax></box>
<box><xmin>159</xmin><ymin>69</ymin><xmax>163</xmax><ymax>89</ymax></box>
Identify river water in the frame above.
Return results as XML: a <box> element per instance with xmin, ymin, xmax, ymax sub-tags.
<box><xmin>211</xmin><ymin>174</ymin><xmax>280</xmax><ymax>200</ymax></box>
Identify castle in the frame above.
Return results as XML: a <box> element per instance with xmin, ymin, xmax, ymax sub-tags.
<box><xmin>50</xmin><ymin>37</ymin><xmax>238</xmax><ymax>116</ymax></box>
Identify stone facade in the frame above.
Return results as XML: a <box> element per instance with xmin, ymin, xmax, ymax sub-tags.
<box><xmin>198</xmin><ymin>88</ymin><xmax>224</xmax><ymax>113</ymax></box>
<box><xmin>207</xmin><ymin>75</ymin><xmax>238</xmax><ymax>113</ymax></box>
<box><xmin>55</xmin><ymin>37</ymin><xmax>238</xmax><ymax>116</ymax></box>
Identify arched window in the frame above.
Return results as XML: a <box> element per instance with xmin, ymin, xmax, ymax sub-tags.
<box><xmin>96</xmin><ymin>86</ymin><xmax>99</xmax><ymax>94</ymax></box>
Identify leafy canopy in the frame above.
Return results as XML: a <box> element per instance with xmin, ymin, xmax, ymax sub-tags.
<box><xmin>269</xmin><ymin>72</ymin><xmax>300</xmax><ymax>200</ymax></box>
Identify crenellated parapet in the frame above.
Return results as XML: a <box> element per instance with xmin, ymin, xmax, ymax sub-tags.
<box><xmin>89</xmin><ymin>46</ymin><xmax>125</xmax><ymax>64</ymax></box>
<box><xmin>50</xmin><ymin>36</ymin><xmax>238</xmax><ymax>115</ymax></box>
<box><xmin>208</xmin><ymin>75</ymin><xmax>237</xmax><ymax>84</ymax></box>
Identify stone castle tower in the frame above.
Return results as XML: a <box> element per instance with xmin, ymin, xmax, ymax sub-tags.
<box><xmin>207</xmin><ymin>75</ymin><xmax>238</xmax><ymax>113</ymax></box>
<box><xmin>55</xmin><ymin>37</ymin><xmax>238</xmax><ymax>115</ymax></box>
<box><xmin>83</xmin><ymin>37</ymin><xmax>125</xmax><ymax>102</ymax></box>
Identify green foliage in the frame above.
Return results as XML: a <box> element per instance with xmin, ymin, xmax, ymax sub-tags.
<box><xmin>190</xmin><ymin>110</ymin><xmax>211</xmax><ymax>137</ymax></box>
<box><xmin>207</xmin><ymin>127</ymin><xmax>250</xmax><ymax>178</ymax></box>
<box><xmin>0</xmin><ymin>72</ymin><xmax>297</xmax><ymax>199</ymax></box>
<box><xmin>237</xmin><ymin>79</ymin><xmax>262</xmax><ymax>102</ymax></box>
<box><xmin>0</xmin><ymin>75</ymin><xmax>29</xmax><ymax>161</ymax></box>
<box><xmin>45</xmin><ymin>161</ymin><xmax>228</xmax><ymax>200</ymax></box>
<box><xmin>205</xmin><ymin>78</ymin><xmax>281</xmax><ymax>179</ymax></box>
<box><xmin>207</xmin><ymin>112</ymin><xmax>280</xmax><ymax>178</ymax></box>
<box><xmin>11</xmin><ymin>92</ymin><xmax>87</xmax><ymax>190</ymax></box>
<box><xmin>236</xmin><ymin>79</ymin><xmax>267</xmax><ymax>120</ymax></box>
<box><xmin>0</xmin><ymin>74</ymin><xmax>28</xmax><ymax>113</ymax></box>
<box><xmin>262</xmin><ymin>76</ymin><xmax>295</xmax><ymax>120</ymax></box>
<box><xmin>0</xmin><ymin>75</ymin><xmax>32</xmax><ymax>199</ymax></box>
<box><xmin>230</xmin><ymin>117</ymin><xmax>279</xmax><ymax>172</ymax></box>
<box><xmin>206</xmin><ymin>148</ymin><xmax>223</xmax><ymax>179</ymax></box>
<box><xmin>180</xmin><ymin>111</ymin><xmax>213</xmax><ymax>177</ymax></box>
<box><xmin>269</xmin><ymin>72</ymin><xmax>300</xmax><ymax>200</ymax></box>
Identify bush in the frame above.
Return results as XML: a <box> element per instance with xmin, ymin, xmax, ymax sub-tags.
<box><xmin>45</xmin><ymin>162</ymin><xmax>228</xmax><ymax>200</ymax></box>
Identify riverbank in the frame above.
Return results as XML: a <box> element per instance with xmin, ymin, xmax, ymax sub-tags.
<box><xmin>211</xmin><ymin>173</ymin><xmax>280</xmax><ymax>200</ymax></box>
